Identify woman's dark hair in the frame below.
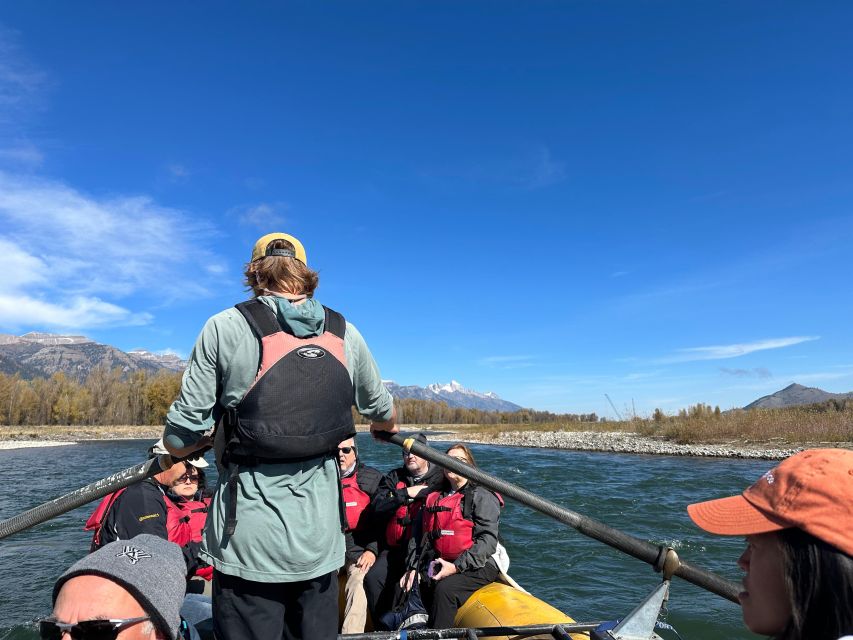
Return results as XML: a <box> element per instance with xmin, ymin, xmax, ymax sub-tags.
<box><xmin>775</xmin><ymin>528</ymin><xmax>853</xmax><ymax>640</ymax></box>
<box><xmin>197</xmin><ymin>468</ymin><xmax>214</xmax><ymax>499</ymax></box>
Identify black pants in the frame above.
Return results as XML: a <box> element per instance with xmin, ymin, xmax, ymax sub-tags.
<box><xmin>363</xmin><ymin>548</ymin><xmax>406</xmax><ymax>624</ymax></box>
<box><xmin>424</xmin><ymin>561</ymin><xmax>499</xmax><ymax>629</ymax></box>
<box><xmin>212</xmin><ymin>569</ymin><xmax>338</xmax><ymax>640</ymax></box>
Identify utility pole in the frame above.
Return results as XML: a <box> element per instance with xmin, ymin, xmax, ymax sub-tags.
<box><xmin>605</xmin><ymin>394</ymin><xmax>623</xmax><ymax>421</ymax></box>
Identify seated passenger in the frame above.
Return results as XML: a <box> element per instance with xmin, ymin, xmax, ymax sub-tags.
<box><xmin>166</xmin><ymin>465</ymin><xmax>214</xmax><ymax>591</ymax></box>
<box><xmin>688</xmin><ymin>448</ymin><xmax>853</xmax><ymax>640</ymax></box>
<box><xmin>416</xmin><ymin>443</ymin><xmax>503</xmax><ymax>629</ymax></box>
<box><xmin>84</xmin><ymin>439</ymin><xmax>210</xmax><ymax>579</ymax></box>
<box><xmin>364</xmin><ymin>432</ymin><xmax>445</xmax><ymax>626</ymax></box>
<box><xmin>337</xmin><ymin>437</ymin><xmax>383</xmax><ymax>633</ymax></box>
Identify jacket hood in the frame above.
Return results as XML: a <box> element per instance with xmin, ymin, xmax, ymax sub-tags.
<box><xmin>258</xmin><ymin>296</ymin><xmax>325</xmax><ymax>338</ymax></box>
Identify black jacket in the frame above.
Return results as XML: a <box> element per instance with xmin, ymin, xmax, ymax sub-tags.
<box><xmin>99</xmin><ymin>478</ymin><xmax>201</xmax><ymax>575</ymax></box>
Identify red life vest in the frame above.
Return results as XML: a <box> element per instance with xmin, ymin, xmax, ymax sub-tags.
<box><xmin>166</xmin><ymin>496</ymin><xmax>210</xmax><ymax>545</ymax></box>
<box><xmin>342</xmin><ymin>471</ymin><xmax>371</xmax><ymax>532</ymax></box>
<box><xmin>422</xmin><ymin>488</ymin><xmax>504</xmax><ymax>561</ymax></box>
<box><xmin>84</xmin><ymin>488</ymin><xmax>200</xmax><ymax>549</ymax></box>
<box><xmin>84</xmin><ymin>488</ymin><xmax>127</xmax><ymax>550</ymax></box>
<box><xmin>385</xmin><ymin>481</ymin><xmax>424</xmax><ymax>548</ymax></box>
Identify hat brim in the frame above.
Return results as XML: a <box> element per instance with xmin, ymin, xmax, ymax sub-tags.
<box><xmin>687</xmin><ymin>494</ymin><xmax>792</xmax><ymax>536</ymax></box>
<box><xmin>185</xmin><ymin>456</ymin><xmax>208</xmax><ymax>468</ymax></box>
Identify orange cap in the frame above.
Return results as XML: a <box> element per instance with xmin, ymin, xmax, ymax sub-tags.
<box><xmin>687</xmin><ymin>448</ymin><xmax>853</xmax><ymax>557</ymax></box>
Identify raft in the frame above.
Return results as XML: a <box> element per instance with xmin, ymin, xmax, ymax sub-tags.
<box><xmin>340</xmin><ymin>572</ymin><xmax>585</xmax><ymax>639</ymax></box>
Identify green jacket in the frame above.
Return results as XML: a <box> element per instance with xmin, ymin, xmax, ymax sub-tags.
<box><xmin>162</xmin><ymin>296</ymin><xmax>394</xmax><ymax>582</ymax></box>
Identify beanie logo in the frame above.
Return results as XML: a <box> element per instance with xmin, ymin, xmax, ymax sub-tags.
<box><xmin>297</xmin><ymin>347</ymin><xmax>326</xmax><ymax>359</ymax></box>
<box><xmin>115</xmin><ymin>545</ymin><xmax>153</xmax><ymax>565</ymax></box>
<box><xmin>762</xmin><ymin>470</ymin><xmax>775</xmax><ymax>484</ymax></box>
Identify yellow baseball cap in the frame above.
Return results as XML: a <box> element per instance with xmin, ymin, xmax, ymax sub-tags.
<box><xmin>250</xmin><ymin>233</ymin><xmax>307</xmax><ymax>265</ymax></box>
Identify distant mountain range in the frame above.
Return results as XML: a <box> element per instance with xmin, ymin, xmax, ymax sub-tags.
<box><xmin>0</xmin><ymin>332</ymin><xmax>524</xmax><ymax>412</ymax></box>
<box><xmin>0</xmin><ymin>332</ymin><xmax>186</xmax><ymax>379</ymax></box>
<box><xmin>744</xmin><ymin>383</ymin><xmax>853</xmax><ymax>409</ymax></box>
<box><xmin>383</xmin><ymin>379</ymin><xmax>523</xmax><ymax>413</ymax></box>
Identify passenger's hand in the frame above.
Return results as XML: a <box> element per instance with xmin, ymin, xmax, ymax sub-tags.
<box><xmin>431</xmin><ymin>558</ymin><xmax>457</xmax><ymax>581</ymax></box>
<box><xmin>355</xmin><ymin>550</ymin><xmax>376</xmax><ymax>573</ymax></box>
<box><xmin>370</xmin><ymin>407</ymin><xmax>399</xmax><ymax>439</ymax></box>
<box><xmin>406</xmin><ymin>484</ymin><xmax>428</xmax><ymax>499</ymax></box>
<box><xmin>399</xmin><ymin>569</ymin><xmax>417</xmax><ymax>590</ymax></box>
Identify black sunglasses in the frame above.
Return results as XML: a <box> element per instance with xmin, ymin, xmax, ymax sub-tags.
<box><xmin>337</xmin><ymin>446</ymin><xmax>354</xmax><ymax>454</ymax></box>
<box><xmin>39</xmin><ymin>616</ymin><xmax>151</xmax><ymax>640</ymax></box>
<box><xmin>177</xmin><ymin>470</ymin><xmax>200</xmax><ymax>483</ymax></box>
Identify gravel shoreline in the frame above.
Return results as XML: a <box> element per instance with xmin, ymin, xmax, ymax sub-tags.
<box><xmin>425</xmin><ymin>429</ymin><xmax>808</xmax><ymax>460</ymax></box>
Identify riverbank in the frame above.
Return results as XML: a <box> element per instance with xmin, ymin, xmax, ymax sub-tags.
<box><xmin>1</xmin><ymin>424</ymin><xmax>849</xmax><ymax>459</ymax></box>
<box><xmin>422</xmin><ymin>428</ymin><xmax>812</xmax><ymax>460</ymax></box>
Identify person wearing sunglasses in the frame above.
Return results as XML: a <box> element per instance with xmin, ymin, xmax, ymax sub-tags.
<box><xmin>337</xmin><ymin>437</ymin><xmax>384</xmax><ymax>633</ymax></box>
<box><xmin>44</xmin><ymin>534</ymin><xmax>197</xmax><ymax>640</ymax></box>
<box><xmin>364</xmin><ymin>432</ymin><xmax>446</xmax><ymax>628</ymax></box>
<box><xmin>166</xmin><ymin>467</ymin><xmax>214</xmax><ymax>594</ymax></box>
<box><xmin>159</xmin><ymin>233</ymin><xmax>397</xmax><ymax>640</ymax></box>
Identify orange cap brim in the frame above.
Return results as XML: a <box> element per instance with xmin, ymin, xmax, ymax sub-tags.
<box><xmin>687</xmin><ymin>494</ymin><xmax>793</xmax><ymax>536</ymax></box>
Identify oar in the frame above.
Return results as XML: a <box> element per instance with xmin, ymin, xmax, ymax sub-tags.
<box><xmin>375</xmin><ymin>431</ymin><xmax>740</xmax><ymax>604</ymax></box>
<box><xmin>0</xmin><ymin>454</ymin><xmax>174</xmax><ymax>541</ymax></box>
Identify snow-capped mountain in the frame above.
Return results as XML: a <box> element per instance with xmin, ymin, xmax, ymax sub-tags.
<box><xmin>383</xmin><ymin>379</ymin><xmax>523</xmax><ymax>412</ymax></box>
<box><xmin>0</xmin><ymin>332</ymin><xmax>186</xmax><ymax>379</ymax></box>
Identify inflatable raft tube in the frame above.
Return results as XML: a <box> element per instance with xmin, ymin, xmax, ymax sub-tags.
<box><xmin>454</xmin><ymin>574</ymin><xmax>586</xmax><ymax>640</ymax></box>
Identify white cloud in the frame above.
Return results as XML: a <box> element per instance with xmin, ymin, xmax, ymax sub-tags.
<box><xmin>657</xmin><ymin>336</ymin><xmax>819</xmax><ymax>364</ymax></box>
<box><xmin>166</xmin><ymin>163</ymin><xmax>190</xmax><ymax>180</ymax></box>
<box><xmin>0</xmin><ymin>27</ymin><xmax>45</xmax><ymax>114</ymax></box>
<box><xmin>0</xmin><ymin>171</ymin><xmax>218</xmax><ymax>330</ymax></box>
<box><xmin>232</xmin><ymin>201</ymin><xmax>288</xmax><ymax>228</ymax></box>
<box><xmin>0</xmin><ymin>140</ymin><xmax>43</xmax><ymax>168</ymax></box>
<box><xmin>0</xmin><ymin>293</ymin><xmax>151</xmax><ymax>329</ymax></box>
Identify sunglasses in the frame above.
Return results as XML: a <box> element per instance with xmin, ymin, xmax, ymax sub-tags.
<box><xmin>177</xmin><ymin>471</ymin><xmax>199</xmax><ymax>483</ymax></box>
<box><xmin>337</xmin><ymin>446</ymin><xmax>354</xmax><ymax>454</ymax></box>
<box><xmin>39</xmin><ymin>616</ymin><xmax>150</xmax><ymax>640</ymax></box>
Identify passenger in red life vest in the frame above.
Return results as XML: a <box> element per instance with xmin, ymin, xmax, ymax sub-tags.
<box><xmin>411</xmin><ymin>443</ymin><xmax>502</xmax><ymax>629</ymax></box>
<box><xmin>364</xmin><ymin>433</ymin><xmax>445</xmax><ymax>627</ymax></box>
<box><xmin>337</xmin><ymin>437</ymin><xmax>383</xmax><ymax>633</ymax></box>
<box><xmin>84</xmin><ymin>439</ymin><xmax>210</xmax><ymax>583</ymax></box>
<box><xmin>166</xmin><ymin>466</ymin><xmax>214</xmax><ymax>591</ymax></box>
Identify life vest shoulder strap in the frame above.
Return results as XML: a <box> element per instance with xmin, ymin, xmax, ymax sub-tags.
<box><xmin>323</xmin><ymin>306</ymin><xmax>346</xmax><ymax>339</ymax></box>
<box><xmin>235</xmin><ymin>299</ymin><xmax>282</xmax><ymax>339</ymax></box>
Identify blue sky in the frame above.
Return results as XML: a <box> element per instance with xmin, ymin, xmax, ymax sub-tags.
<box><xmin>0</xmin><ymin>2</ymin><xmax>851</xmax><ymax>417</ymax></box>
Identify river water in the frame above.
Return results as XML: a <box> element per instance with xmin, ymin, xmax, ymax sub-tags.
<box><xmin>0</xmin><ymin>435</ymin><xmax>768</xmax><ymax>639</ymax></box>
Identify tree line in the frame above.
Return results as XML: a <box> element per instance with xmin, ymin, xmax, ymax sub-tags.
<box><xmin>0</xmin><ymin>369</ymin><xmax>183</xmax><ymax>426</ymax></box>
<box><xmin>0</xmin><ymin>369</ymin><xmax>598</xmax><ymax>427</ymax></box>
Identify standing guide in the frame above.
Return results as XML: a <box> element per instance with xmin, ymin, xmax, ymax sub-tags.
<box><xmin>162</xmin><ymin>232</ymin><xmax>397</xmax><ymax>640</ymax></box>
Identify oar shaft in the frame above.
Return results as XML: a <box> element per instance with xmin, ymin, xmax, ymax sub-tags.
<box><xmin>0</xmin><ymin>454</ymin><xmax>172</xmax><ymax>540</ymax></box>
<box><xmin>376</xmin><ymin>432</ymin><xmax>740</xmax><ymax>604</ymax></box>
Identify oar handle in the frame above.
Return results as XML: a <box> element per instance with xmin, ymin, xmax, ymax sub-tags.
<box><xmin>375</xmin><ymin>431</ymin><xmax>740</xmax><ymax>604</ymax></box>
<box><xmin>0</xmin><ymin>454</ymin><xmax>173</xmax><ymax>541</ymax></box>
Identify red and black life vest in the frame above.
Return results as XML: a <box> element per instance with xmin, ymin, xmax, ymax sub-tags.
<box><xmin>342</xmin><ymin>471</ymin><xmax>372</xmax><ymax>532</ymax></box>
<box><xmin>221</xmin><ymin>299</ymin><xmax>357</xmax><ymax>535</ymax></box>
<box><xmin>422</xmin><ymin>487</ymin><xmax>504</xmax><ymax>561</ymax></box>
<box><xmin>85</xmin><ymin>488</ymin><xmax>195</xmax><ymax>548</ymax></box>
<box><xmin>226</xmin><ymin>299</ymin><xmax>355</xmax><ymax>461</ymax></box>
<box><xmin>166</xmin><ymin>496</ymin><xmax>210</xmax><ymax>545</ymax></box>
<box><xmin>385</xmin><ymin>481</ymin><xmax>426</xmax><ymax>548</ymax></box>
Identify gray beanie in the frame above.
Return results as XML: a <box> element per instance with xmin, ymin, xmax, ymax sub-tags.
<box><xmin>52</xmin><ymin>534</ymin><xmax>185</xmax><ymax>639</ymax></box>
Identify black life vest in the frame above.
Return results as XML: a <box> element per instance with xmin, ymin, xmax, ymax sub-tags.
<box><xmin>221</xmin><ymin>299</ymin><xmax>356</xmax><ymax>535</ymax></box>
<box><xmin>226</xmin><ymin>299</ymin><xmax>355</xmax><ymax>460</ymax></box>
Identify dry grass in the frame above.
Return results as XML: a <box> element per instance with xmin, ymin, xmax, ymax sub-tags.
<box><xmin>410</xmin><ymin>407</ymin><xmax>853</xmax><ymax>446</ymax></box>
